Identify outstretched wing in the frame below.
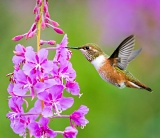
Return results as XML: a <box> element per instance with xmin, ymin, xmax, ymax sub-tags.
<box><xmin>128</xmin><ymin>48</ymin><xmax>142</xmax><ymax>62</ymax></box>
<box><xmin>109</xmin><ymin>35</ymin><xmax>141</xmax><ymax>70</ymax></box>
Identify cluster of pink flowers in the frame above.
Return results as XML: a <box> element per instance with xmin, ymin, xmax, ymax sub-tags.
<box><xmin>7</xmin><ymin>0</ymin><xmax>89</xmax><ymax>138</ymax></box>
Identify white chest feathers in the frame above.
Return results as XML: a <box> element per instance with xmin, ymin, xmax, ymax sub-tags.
<box><xmin>91</xmin><ymin>55</ymin><xmax>106</xmax><ymax>70</ymax></box>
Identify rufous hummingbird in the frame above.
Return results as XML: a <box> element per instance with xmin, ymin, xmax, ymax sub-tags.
<box><xmin>67</xmin><ymin>35</ymin><xmax>152</xmax><ymax>92</ymax></box>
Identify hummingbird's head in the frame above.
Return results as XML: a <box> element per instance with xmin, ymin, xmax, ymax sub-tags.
<box><xmin>67</xmin><ymin>43</ymin><xmax>104</xmax><ymax>62</ymax></box>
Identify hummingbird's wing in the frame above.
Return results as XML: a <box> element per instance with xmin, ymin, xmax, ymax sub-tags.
<box><xmin>109</xmin><ymin>35</ymin><xmax>136</xmax><ymax>70</ymax></box>
<box><xmin>128</xmin><ymin>48</ymin><xmax>142</xmax><ymax>62</ymax></box>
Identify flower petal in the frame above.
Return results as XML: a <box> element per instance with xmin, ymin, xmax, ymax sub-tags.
<box><xmin>42</xmin><ymin>106</ymin><xmax>53</xmax><ymax>118</ymax></box>
<box><xmin>25</xmin><ymin>49</ymin><xmax>36</xmax><ymax>63</ymax></box>
<box><xmin>59</xmin><ymin>97</ymin><xmax>74</xmax><ymax>111</ymax></box>
<box><xmin>38</xmin><ymin>48</ymin><xmax>48</xmax><ymax>63</ymax></box>
<box><xmin>63</xmin><ymin>126</ymin><xmax>78</xmax><ymax>138</ymax></box>
<box><xmin>66</xmin><ymin>81</ymin><xmax>80</xmax><ymax>96</ymax></box>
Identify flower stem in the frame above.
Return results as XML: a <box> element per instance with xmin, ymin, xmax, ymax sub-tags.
<box><xmin>36</xmin><ymin>1</ymin><xmax>45</xmax><ymax>110</ymax></box>
<box><xmin>50</xmin><ymin>115</ymin><xmax>70</xmax><ymax>118</ymax></box>
<box><xmin>37</xmin><ymin>0</ymin><xmax>44</xmax><ymax>51</ymax></box>
<box><xmin>54</xmin><ymin>131</ymin><xmax>64</xmax><ymax>134</ymax></box>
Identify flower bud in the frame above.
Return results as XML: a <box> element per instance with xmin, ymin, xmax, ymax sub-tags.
<box><xmin>12</xmin><ymin>35</ymin><xmax>24</xmax><ymax>41</ymax></box>
<box><xmin>47</xmin><ymin>40</ymin><xmax>56</xmax><ymax>45</ymax></box>
<box><xmin>54</xmin><ymin>27</ymin><xmax>64</xmax><ymax>34</ymax></box>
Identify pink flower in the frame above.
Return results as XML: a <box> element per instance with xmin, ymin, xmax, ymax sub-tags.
<box><xmin>28</xmin><ymin>117</ymin><xmax>57</xmax><ymax>138</ymax></box>
<box><xmin>13</xmin><ymin>45</ymin><xmax>33</xmax><ymax>69</ymax></box>
<box><xmin>8</xmin><ymin>1</ymin><xmax>89</xmax><ymax>137</ymax></box>
<box><xmin>70</xmin><ymin>105</ymin><xmax>89</xmax><ymax>127</ymax></box>
<box><xmin>63</xmin><ymin>126</ymin><xmax>78</xmax><ymax>138</ymax></box>
<box><xmin>66</xmin><ymin>81</ymin><xmax>80</xmax><ymax>96</ymax></box>
<box><xmin>38</xmin><ymin>85</ymin><xmax>74</xmax><ymax>116</ymax></box>
<box><xmin>6</xmin><ymin>97</ymin><xmax>30</xmax><ymax>136</ymax></box>
<box><xmin>23</xmin><ymin>48</ymin><xmax>53</xmax><ymax>75</ymax></box>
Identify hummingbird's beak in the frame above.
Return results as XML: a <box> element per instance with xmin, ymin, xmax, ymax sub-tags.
<box><xmin>66</xmin><ymin>46</ymin><xmax>80</xmax><ymax>49</ymax></box>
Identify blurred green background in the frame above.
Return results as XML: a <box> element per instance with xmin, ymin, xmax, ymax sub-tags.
<box><xmin>1</xmin><ymin>0</ymin><xmax>160</xmax><ymax>138</ymax></box>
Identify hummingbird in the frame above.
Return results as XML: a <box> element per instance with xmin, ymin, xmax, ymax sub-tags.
<box><xmin>67</xmin><ymin>35</ymin><xmax>152</xmax><ymax>92</ymax></box>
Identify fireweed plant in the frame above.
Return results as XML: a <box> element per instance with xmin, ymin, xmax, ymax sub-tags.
<box><xmin>7</xmin><ymin>0</ymin><xmax>89</xmax><ymax>137</ymax></box>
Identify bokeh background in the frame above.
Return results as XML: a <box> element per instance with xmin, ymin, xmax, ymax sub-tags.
<box><xmin>1</xmin><ymin>0</ymin><xmax>160</xmax><ymax>138</ymax></box>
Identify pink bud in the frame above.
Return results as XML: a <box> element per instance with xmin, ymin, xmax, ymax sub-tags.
<box><xmin>37</xmin><ymin>0</ymin><xmax>42</xmax><ymax>6</ymax></box>
<box><xmin>40</xmin><ymin>40</ymin><xmax>44</xmax><ymax>45</ymax></box>
<box><xmin>13</xmin><ymin>51</ymin><xmax>24</xmax><ymax>56</ymax></box>
<box><xmin>35</xmin><ymin>14</ymin><xmax>40</xmax><ymax>23</ymax></box>
<box><xmin>51</xmin><ymin>21</ymin><xmax>59</xmax><ymax>27</ymax></box>
<box><xmin>12</xmin><ymin>35</ymin><xmax>24</xmax><ymax>41</ymax></box>
<box><xmin>54</xmin><ymin>27</ymin><xmax>64</xmax><ymax>34</ymax></box>
<box><xmin>27</xmin><ymin>32</ymin><xmax>33</xmax><ymax>39</ymax></box>
<box><xmin>45</xmin><ymin>18</ymin><xmax>49</xmax><ymax>24</ymax></box>
<box><xmin>37</xmin><ymin>0</ymin><xmax>40</xmax><ymax>4</ymax></box>
<box><xmin>46</xmin><ymin>0</ymin><xmax>49</xmax><ymax>5</ymax></box>
<box><xmin>44</xmin><ymin>4</ymin><xmax>48</xmax><ymax>13</ymax></box>
<box><xmin>26</xmin><ymin>29</ymin><xmax>37</xmax><ymax>39</ymax></box>
<box><xmin>28</xmin><ymin>31</ymin><xmax>36</xmax><ymax>38</ymax></box>
<box><xmin>41</xmin><ymin>21</ymin><xmax>46</xmax><ymax>30</ymax></box>
<box><xmin>45</xmin><ymin>12</ymin><xmax>50</xmax><ymax>18</ymax></box>
<box><xmin>31</xmin><ymin>23</ymin><xmax>37</xmax><ymax>31</ymax></box>
<box><xmin>33</xmin><ymin>6</ymin><xmax>38</xmax><ymax>14</ymax></box>
<box><xmin>26</xmin><ymin>30</ymin><xmax>31</xmax><ymax>39</ymax></box>
<box><xmin>39</xmin><ymin>0</ymin><xmax>42</xmax><ymax>6</ymax></box>
<box><xmin>47</xmin><ymin>40</ymin><xmax>56</xmax><ymax>45</ymax></box>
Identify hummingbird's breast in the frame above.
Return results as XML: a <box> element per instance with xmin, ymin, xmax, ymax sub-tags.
<box><xmin>97</xmin><ymin>59</ymin><xmax>126</xmax><ymax>87</ymax></box>
<box><xmin>91</xmin><ymin>55</ymin><xmax>126</xmax><ymax>87</ymax></box>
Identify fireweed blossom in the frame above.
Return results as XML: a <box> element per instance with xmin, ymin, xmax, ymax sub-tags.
<box><xmin>7</xmin><ymin>0</ymin><xmax>89</xmax><ymax>138</ymax></box>
<box><xmin>70</xmin><ymin>105</ymin><xmax>89</xmax><ymax>128</ymax></box>
<box><xmin>7</xmin><ymin>36</ymin><xmax>89</xmax><ymax>137</ymax></box>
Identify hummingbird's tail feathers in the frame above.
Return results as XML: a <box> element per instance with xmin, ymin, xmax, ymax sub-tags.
<box><xmin>144</xmin><ymin>87</ymin><xmax>152</xmax><ymax>92</ymax></box>
<box><xmin>126</xmin><ymin>81</ymin><xmax>153</xmax><ymax>92</ymax></box>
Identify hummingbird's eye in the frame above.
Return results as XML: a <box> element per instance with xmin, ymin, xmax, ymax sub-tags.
<box><xmin>85</xmin><ymin>46</ymin><xmax>89</xmax><ymax>50</ymax></box>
